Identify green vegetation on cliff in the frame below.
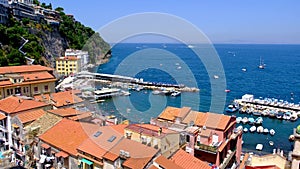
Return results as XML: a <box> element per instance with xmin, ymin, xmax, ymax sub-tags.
<box><xmin>0</xmin><ymin>5</ymin><xmax>110</xmax><ymax>67</ymax></box>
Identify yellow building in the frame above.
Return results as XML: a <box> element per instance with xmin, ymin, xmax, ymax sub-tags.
<box><xmin>124</xmin><ymin>124</ymin><xmax>180</xmax><ymax>158</ymax></box>
<box><xmin>0</xmin><ymin>65</ymin><xmax>56</xmax><ymax>99</ymax></box>
<box><xmin>56</xmin><ymin>56</ymin><xmax>81</xmax><ymax>76</ymax></box>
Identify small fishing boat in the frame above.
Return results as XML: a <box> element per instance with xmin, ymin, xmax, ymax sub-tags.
<box><xmin>269</xmin><ymin>141</ymin><xmax>274</xmax><ymax>146</ymax></box>
<box><xmin>256</xmin><ymin>126</ymin><xmax>264</xmax><ymax>133</ymax></box>
<box><xmin>283</xmin><ymin>112</ymin><xmax>292</xmax><ymax>120</ymax></box>
<box><xmin>289</xmin><ymin>135</ymin><xmax>295</xmax><ymax>142</ymax></box>
<box><xmin>248</xmin><ymin>117</ymin><xmax>255</xmax><ymax>125</ymax></box>
<box><xmin>261</xmin><ymin>109</ymin><xmax>269</xmax><ymax>116</ymax></box>
<box><xmin>263</xmin><ymin>128</ymin><xmax>269</xmax><ymax>134</ymax></box>
<box><xmin>239</xmin><ymin>106</ymin><xmax>247</xmax><ymax>114</ymax></box>
<box><xmin>236</xmin><ymin>117</ymin><xmax>242</xmax><ymax>124</ymax></box>
<box><xmin>249</xmin><ymin>126</ymin><xmax>256</xmax><ymax>133</ymax></box>
<box><xmin>213</xmin><ymin>75</ymin><xmax>219</xmax><ymax>79</ymax></box>
<box><xmin>237</xmin><ymin>125</ymin><xmax>243</xmax><ymax>131</ymax></box>
<box><xmin>252</xmin><ymin>111</ymin><xmax>261</xmax><ymax>116</ymax></box>
<box><xmin>171</xmin><ymin>91</ymin><xmax>181</xmax><ymax>97</ymax></box>
<box><xmin>226</xmin><ymin>104</ymin><xmax>239</xmax><ymax>113</ymax></box>
<box><xmin>258</xmin><ymin>57</ymin><xmax>265</xmax><ymax>69</ymax></box>
<box><xmin>225</xmin><ymin>89</ymin><xmax>231</xmax><ymax>93</ymax></box>
<box><xmin>269</xmin><ymin>110</ymin><xmax>276</xmax><ymax>118</ymax></box>
<box><xmin>243</xmin><ymin>128</ymin><xmax>248</xmax><ymax>133</ymax></box>
<box><xmin>276</xmin><ymin>112</ymin><xmax>284</xmax><ymax>119</ymax></box>
<box><xmin>152</xmin><ymin>90</ymin><xmax>161</xmax><ymax>95</ymax></box>
<box><xmin>255</xmin><ymin>117</ymin><xmax>263</xmax><ymax>126</ymax></box>
<box><xmin>269</xmin><ymin>129</ymin><xmax>275</xmax><ymax>136</ymax></box>
<box><xmin>290</xmin><ymin>113</ymin><xmax>298</xmax><ymax>121</ymax></box>
<box><xmin>246</xmin><ymin>107</ymin><xmax>254</xmax><ymax>114</ymax></box>
<box><xmin>242</xmin><ymin>68</ymin><xmax>247</xmax><ymax>72</ymax></box>
<box><xmin>242</xmin><ymin>117</ymin><xmax>249</xmax><ymax>124</ymax></box>
<box><xmin>256</xmin><ymin>144</ymin><xmax>263</xmax><ymax>151</ymax></box>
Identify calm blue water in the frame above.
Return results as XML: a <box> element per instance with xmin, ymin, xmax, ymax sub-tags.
<box><xmin>97</xmin><ymin>43</ymin><xmax>300</xmax><ymax>154</ymax></box>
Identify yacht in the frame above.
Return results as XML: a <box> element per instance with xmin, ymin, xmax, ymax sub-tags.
<box><xmin>258</xmin><ymin>57</ymin><xmax>265</xmax><ymax>69</ymax></box>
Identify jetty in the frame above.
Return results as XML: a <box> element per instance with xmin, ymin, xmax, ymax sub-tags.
<box><xmin>235</xmin><ymin>94</ymin><xmax>300</xmax><ymax>112</ymax></box>
<box><xmin>75</xmin><ymin>71</ymin><xmax>199</xmax><ymax>92</ymax></box>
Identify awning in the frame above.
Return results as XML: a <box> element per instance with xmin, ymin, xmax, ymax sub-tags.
<box><xmin>41</xmin><ymin>143</ymin><xmax>50</xmax><ymax>149</ymax></box>
<box><xmin>55</xmin><ymin>151</ymin><xmax>69</xmax><ymax>158</ymax></box>
<box><xmin>81</xmin><ymin>158</ymin><xmax>93</xmax><ymax>165</ymax></box>
<box><xmin>12</xmin><ymin>123</ymin><xmax>19</xmax><ymax>128</ymax></box>
<box><xmin>0</xmin><ymin>114</ymin><xmax>6</xmax><ymax>120</ymax></box>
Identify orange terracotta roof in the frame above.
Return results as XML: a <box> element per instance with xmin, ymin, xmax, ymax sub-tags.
<box><xmin>125</xmin><ymin>124</ymin><xmax>177</xmax><ymax>138</ymax></box>
<box><xmin>0</xmin><ymin>96</ymin><xmax>48</xmax><ymax>114</ymax></box>
<box><xmin>68</xmin><ymin>112</ymin><xmax>93</xmax><ymax>121</ymax></box>
<box><xmin>55</xmin><ymin>151</ymin><xmax>69</xmax><ymax>158</ymax></box>
<box><xmin>148</xmin><ymin>165</ymin><xmax>159</xmax><ymax>169</ymax></box>
<box><xmin>39</xmin><ymin>118</ymin><xmax>98</xmax><ymax>156</ymax></box>
<box><xmin>154</xmin><ymin>155</ymin><xmax>184</xmax><ymax>169</ymax></box>
<box><xmin>34</xmin><ymin>90</ymin><xmax>83</xmax><ymax>108</ymax></box>
<box><xmin>77</xmin><ymin>139</ymin><xmax>107</xmax><ymax>159</ymax></box>
<box><xmin>0</xmin><ymin>80</ymin><xmax>12</xmax><ymax>86</ymax></box>
<box><xmin>195</xmin><ymin>112</ymin><xmax>231</xmax><ymax>130</ymax></box>
<box><xmin>17</xmin><ymin>109</ymin><xmax>46</xmax><ymax>124</ymax></box>
<box><xmin>170</xmin><ymin>149</ymin><xmax>211</xmax><ymax>169</ymax></box>
<box><xmin>56</xmin><ymin>56</ymin><xmax>79</xmax><ymax>61</ymax></box>
<box><xmin>123</xmin><ymin>157</ymin><xmax>155</xmax><ymax>169</ymax></box>
<box><xmin>0</xmin><ymin>78</ymin><xmax>56</xmax><ymax>88</ymax></box>
<box><xmin>22</xmin><ymin>72</ymin><xmax>55</xmax><ymax>82</ymax></box>
<box><xmin>78</xmin><ymin>125</ymin><xmax>124</xmax><ymax>160</ymax></box>
<box><xmin>41</xmin><ymin>143</ymin><xmax>50</xmax><ymax>149</ymax></box>
<box><xmin>0</xmin><ymin>65</ymin><xmax>53</xmax><ymax>74</ymax></box>
<box><xmin>109</xmin><ymin>124</ymin><xmax>128</xmax><ymax>135</ymax></box>
<box><xmin>0</xmin><ymin>113</ymin><xmax>6</xmax><ymax>120</ymax></box>
<box><xmin>48</xmin><ymin>108</ymin><xmax>83</xmax><ymax>117</ymax></box>
<box><xmin>158</xmin><ymin>106</ymin><xmax>181</xmax><ymax>121</ymax></box>
<box><xmin>103</xmin><ymin>151</ymin><xmax>119</xmax><ymax>162</ymax></box>
<box><xmin>246</xmin><ymin>166</ymin><xmax>281</xmax><ymax>169</ymax></box>
<box><xmin>107</xmin><ymin>138</ymin><xmax>158</xmax><ymax>168</ymax></box>
<box><xmin>182</xmin><ymin>110</ymin><xmax>200</xmax><ymax>124</ymax></box>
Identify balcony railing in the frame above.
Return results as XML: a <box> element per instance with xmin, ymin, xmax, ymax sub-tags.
<box><xmin>219</xmin><ymin>149</ymin><xmax>236</xmax><ymax>169</ymax></box>
<box><xmin>195</xmin><ymin>143</ymin><xmax>218</xmax><ymax>154</ymax></box>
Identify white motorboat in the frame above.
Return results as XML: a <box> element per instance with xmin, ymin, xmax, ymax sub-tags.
<box><xmin>257</xmin><ymin>126</ymin><xmax>264</xmax><ymax>133</ymax></box>
<box><xmin>269</xmin><ymin>141</ymin><xmax>274</xmax><ymax>146</ymax></box>
<box><xmin>241</xmin><ymin>117</ymin><xmax>248</xmax><ymax>124</ymax></box>
<box><xmin>171</xmin><ymin>91</ymin><xmax>181</xmax><ymax>97</ymax></box>
<box><xmin>249</xmin><ymin>126</ymin><xmax>256</xmax><ymax>133</ymax></box>
<box><xmin>269</xmin><ymin>129</ymin><xmax>275</xmax><ymax>136</ymax></box>
<box><xmin>237</xmin><ymin>125</ymin><xmax>243</xmax><ymax>131</ymax></box>
<box><xmin>263</xmin><ymin>128</ymin><xmax>269</xmax><ymax>134</ymax></box>
<box><xmin>256</xmin><ymin>144</ymin><xmax>263</xmax><ymax>151</ymax></box>
<box><xmin>236</xmin><ymin>117</ymin><xmax>242</xmax><ymax>123</ymax></box>
<box><xmin>243</xmin><ymin>128</ymin><xmax>248</xmax><ymax>133</ymax></box>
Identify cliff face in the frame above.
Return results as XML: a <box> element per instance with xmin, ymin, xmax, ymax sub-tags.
<box><xmin>0</xmin><ymin>15</ymin><xmax>110</xmax><ymax>67</ymax></box>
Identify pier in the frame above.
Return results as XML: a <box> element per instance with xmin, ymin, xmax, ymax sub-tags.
<box><xmin>76</xmin><ymin>71</ymin><xmax>199</xmax><ymax>92</ymax></box>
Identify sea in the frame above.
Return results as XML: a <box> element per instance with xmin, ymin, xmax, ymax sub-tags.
<box><xmin>95</xmin><ymin>43</ymin><xmax>300</xmax><ymax>155</ymax></box>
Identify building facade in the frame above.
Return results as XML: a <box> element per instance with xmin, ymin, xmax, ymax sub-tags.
<box><xmin>0</xmin><ymin>0</ymin><xmax>8</xmax><ymax>24</ymax></box>
<box><xmin>0</xmin><ymin>65</ymin><xmax>56</xmax><ymax>100</ymax></box>
<box><xmin>150</xmin><ymin>106</ymin><xmax>243</xmax><ymax>169</ymax></box>
<box><xmin>56</xmin><ymin>56</ymin><xmax>81</xmax><ymax>76</ymax></box>
<box><xmin>65</xmin><ymin>49</ymin><xmax>89</xmax><ymax>66</ymax></box>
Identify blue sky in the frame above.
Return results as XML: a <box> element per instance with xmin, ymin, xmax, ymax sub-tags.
<box><xmin>43</xmin><ymin>0</ymin><xmax>300</xmax><ymax>44</ymax></box>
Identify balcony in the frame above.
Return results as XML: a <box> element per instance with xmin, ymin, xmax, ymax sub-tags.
<box><xmin>219</xmin><ymin>149</ymin><xmax>236</xmax><ymax>169</ymax></box>
<box><xmin>195</xmin><ymin>143</ymin><xmax>218</xmax><ymax>154</ymax></box>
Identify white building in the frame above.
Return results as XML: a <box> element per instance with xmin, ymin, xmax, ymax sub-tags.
<box><xmin>65</xmin><ymin>49</ymin><xmax>89</xmax><ymax>66</ymax></box>
<box><xmin>8</xmin><ymin>0</ymin><xmax>33</xmax><ymax>5</ymax></box>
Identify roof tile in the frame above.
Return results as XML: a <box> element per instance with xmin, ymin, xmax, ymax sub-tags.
<box><xmin>17</xmin><ymin>109</ymin><xmax>46</xmax><ymax>124</ymax></box>
<box><xmin>170</xmin><ymin>149</ymin><xmax>211</xmax><ymax>169</ymax></box>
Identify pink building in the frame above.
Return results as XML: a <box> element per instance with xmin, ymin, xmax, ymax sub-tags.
<box><xmin>151</xmin><ymin>106</ymin><xmax>243</xmax><ymax>169</ymax></box>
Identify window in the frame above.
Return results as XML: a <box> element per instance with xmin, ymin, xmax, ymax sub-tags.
<box><xmin>14</xmin><ymin>79</ymin><xmax>17</xmax><ymax>83</ymax></box>
<box><xmin>7</xmin><ymin>89</ymin><xmax>10</xmax><ymax>95</ymax></box>
<box><xmin>186</xmin><ymin>135</ymin><xmax>190</xmax><ymax>142</ymax></box>
<box><xmin>107</xmin><ymin>136</ymin><xmax>116</xmax><ymax>142</ymax></box>
<box><xmin>26</xmin><ymin>87</ymin><xmax>29</xmax><ymax>93</ymax></box>
<box><xmin>44</xmin><ymin>85</ymin><xmax>48</xmax><ymax>92</ymax></box>
<box><xmin>34</xmin><ymin>87</ymin><xmax>38</xmax><ymax>93</ymax></box>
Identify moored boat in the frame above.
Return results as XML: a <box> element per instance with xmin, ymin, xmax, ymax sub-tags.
<box><xmin>263</xmin><ymin>128</ymin><xmax>269</xmax><ymax>134</ymax></box>
<box><xmin>236</xmin><ymin>117</ymin><xmax>242</xmax><ymax>124</ymax></box>
<box><xmin>269</xmin><ymin>110</ymin><xmax>277</xmax><ymax>118</ymax></box>
<box><xmin>242</xmin><ymin>117</ymin><xmax>248</xmax><ymax>124</ymax></box>
<box><xmin>283</xmin><ymin>112</ymin><xmax>291</xmax><ymax>120</ymax></box>
<box><xmin>276</xmin><ymin>112</ymin><xmax>284</xmax><ymax>119</ymax></box>
<box><xmin>171</xmin><ymin>91</ymin><xmax>181</xmax><ymax>97</ymax></box>
<box><xmin>269</xmin><ymin>141</ymin><xmax>274</xmax><ymax>146</ymax></box>
<box><xmin>248</xmin><ymin>117</ymin><xmax>255</xmax><ymax>125</ymax></box>
<box><xmin>249</xmin><ymin>126</ymin><xmax>256</xmax><ymax>133</ymax></box>
<box><xmin>255</xmin><ymin>117</ymin><xmax>263</xmax><ymax>126</ymax></box>
<box><xmin>252</xmin><ymin>111</ymin><xmax>261</xmax><ymax>116</ymax></box>
<box><xmin>243</xmin><ymin>128</ymin><xmax>248</xmax><ymax>133</ymax></box>
<box><xmin>290</xmin><ymin>112</ymin><xmax>298</xmax><ymax>121</ymax></box>
<box><xmin>269</xmin><ymin>129</ymin><xmax>275</xmax><ymax>136</ymax></box>
<box><xmin>256</xmin><ymin>126</ymin><xmax>264</xmax><ymax>133</ymax></box>
<box><xmin>226</xmin><ymin>104</ymin><xmax>239</xmax><ymax>113</ymax></box>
